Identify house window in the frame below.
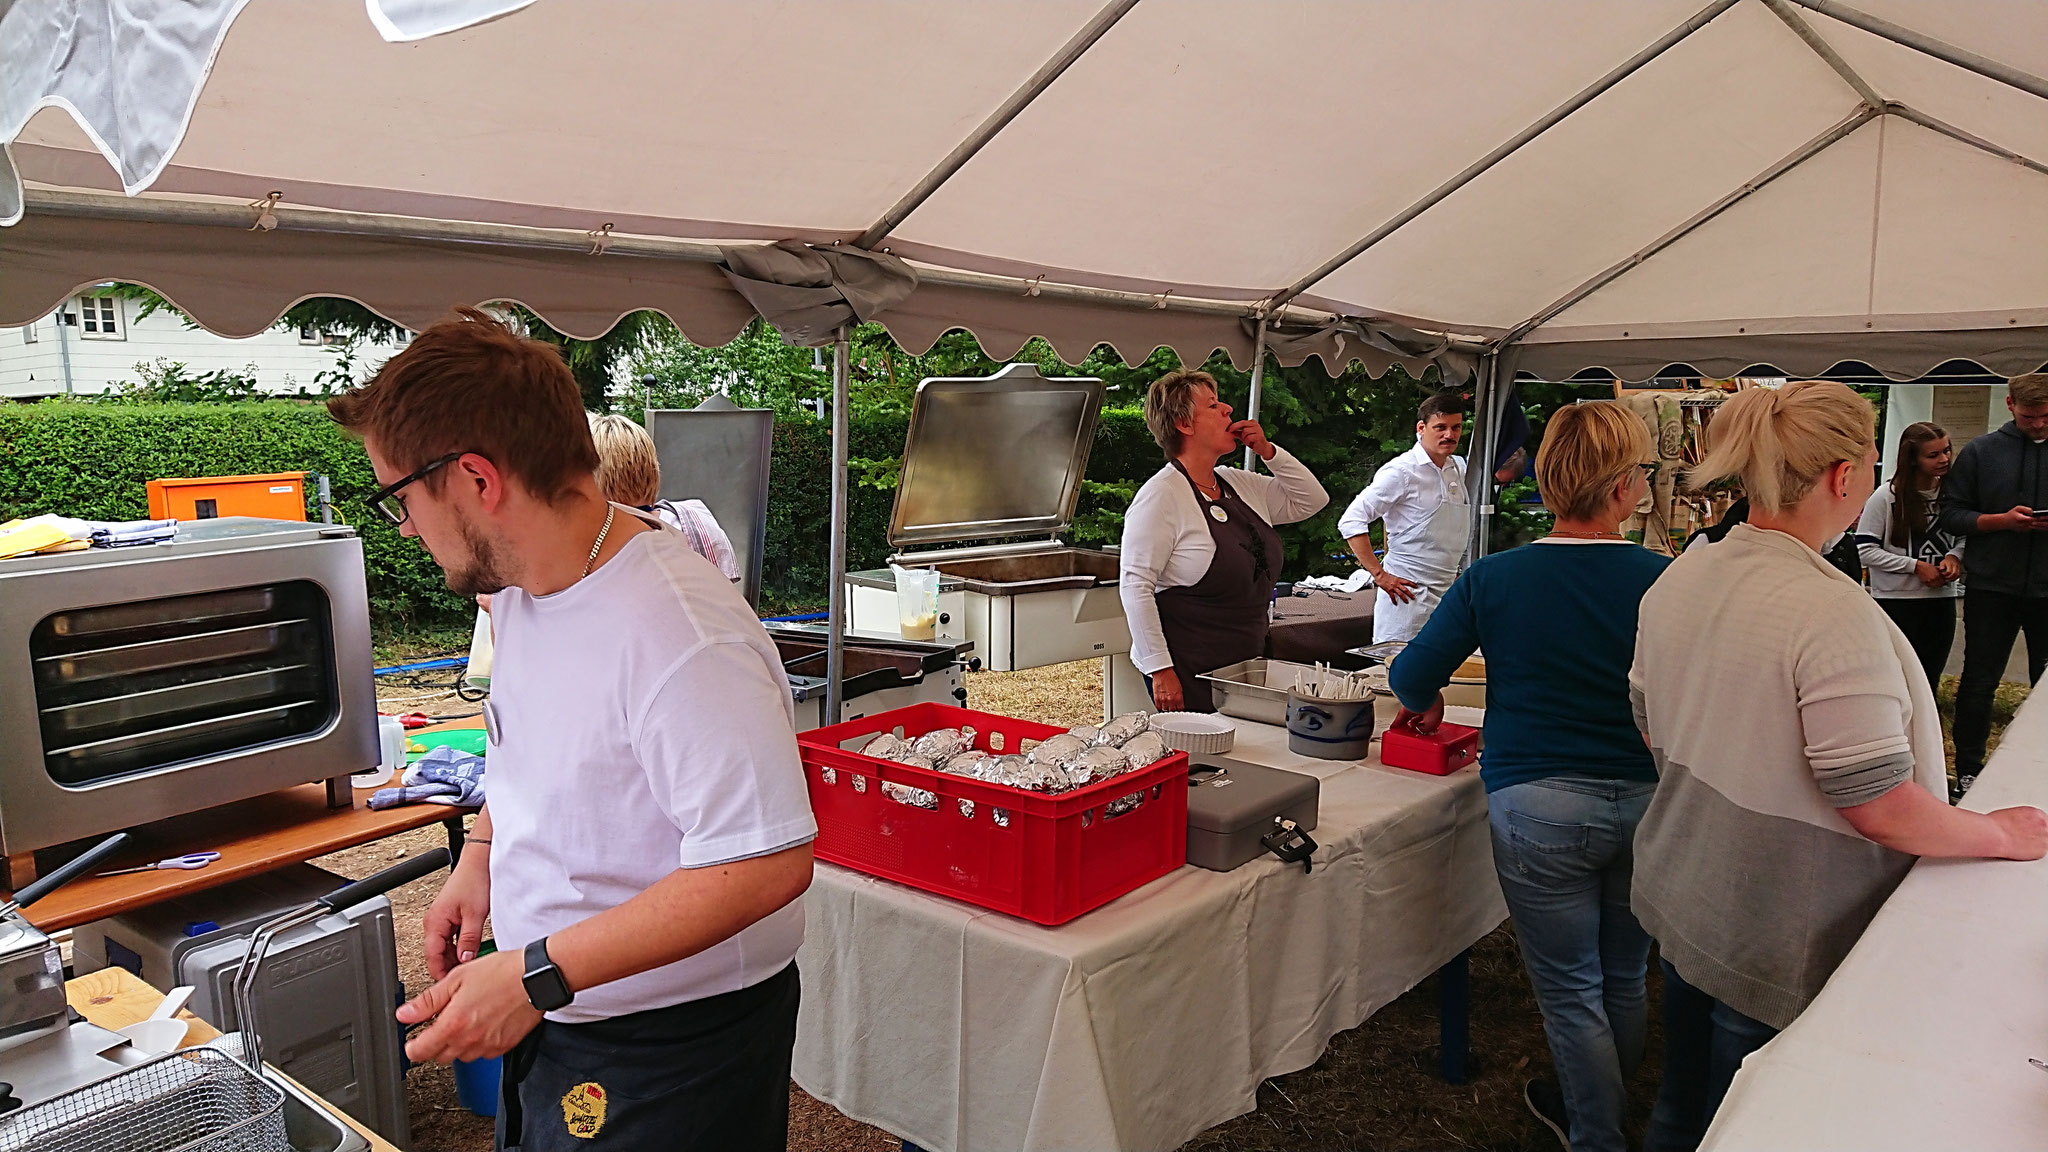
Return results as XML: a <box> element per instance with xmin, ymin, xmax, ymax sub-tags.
<box><xmin>392</xmin><ymin>330</ymin><xmax>411</xmax><ymax>345</ymax></box>
<box><xmin>75</xmin><ymin>295</ymin><xmax>122</xmax><ymax>339</ymax></box>
<box><xmin>299</xmin><ymin>324</ymin><xmax>323</xmax><ymax>345</ymax></box>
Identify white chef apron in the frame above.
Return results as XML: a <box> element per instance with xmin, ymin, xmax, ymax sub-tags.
<box><xmin>1372</xmin><ymin>476</ymin><xmax>1469</xmax><ymax>643</ymax></box>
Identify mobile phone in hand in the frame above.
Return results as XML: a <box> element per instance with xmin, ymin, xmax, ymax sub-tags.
<box><xmin>2030</xmin><ymin>509</ymin><xmax>2048</xmax><ymax>520</ymax></box>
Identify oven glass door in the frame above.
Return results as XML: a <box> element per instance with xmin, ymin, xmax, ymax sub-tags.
<box><xmin>31</xmin><ymin>581</ymin><xmax>341</xmax><ymax>785</ymax></box>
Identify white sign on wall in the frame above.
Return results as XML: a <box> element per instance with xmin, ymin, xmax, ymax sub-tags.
<box><xmin>1932</xmin><ymin>385</ymin><xmax>1995</xmax><ymax>447</ymax></box>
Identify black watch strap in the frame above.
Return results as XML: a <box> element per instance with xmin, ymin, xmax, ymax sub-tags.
<box><xmin>522</xmin><ymin>937</ymin><xmax>573</xmax><ymax>1013</ymax></box>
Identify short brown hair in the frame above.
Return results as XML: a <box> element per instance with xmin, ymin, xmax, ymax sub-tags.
<box><xmin>327</xmin><ymin>307</ymin><xmax>598</xmax><ymax>504</ymax></box>
<box><xmin>2010</xmin><ymin>373</ymin><xmax>2048</xmax><ymax>407</ymax></box>
<box><xmin>1145</xmin><ymin>370</ymin><xmax>1217</xmax><ymax>457</ymax></box>
<box><xmin>1418</xmin><ymin>390</ymin><xmax>1467</xmax><ymax>424</ymax></box>
<box><xmin>1535</xmin><ymin>402</ymin><xmax>1651</xmax><ymax>521</ymax></box>
<box><xmin>588</xmin><ymin>413</ymin><xmax>662</xmax><ymax>506</ymax></box>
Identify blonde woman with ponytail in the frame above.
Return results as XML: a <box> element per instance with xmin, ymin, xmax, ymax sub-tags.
<box><xmin>1626</xmin><ymin>381</ymin><xmax>2048</xmax><ymax>1150</ymax></box>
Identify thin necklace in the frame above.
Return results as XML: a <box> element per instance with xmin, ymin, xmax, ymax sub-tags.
<box><xmin>1548</xmin><ymin>528</ymin><xmax>1625</xmax><ymax>540</ymax></box>
<box><xmin>1187</xmin><ymin>470</ymin><xmax>1221</xmax><ymax>499</ymax></box>
<box><xmin>580</xmin><ymin>504</ymin><xmax>616</xmax><ymax>579</ymax></box>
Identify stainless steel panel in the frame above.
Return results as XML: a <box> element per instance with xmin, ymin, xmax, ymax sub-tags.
<box><xmin>645</xmin><ymin>401</ymin><xmax>774</xmax><ymax>607</ymax></box>
<box><xmin>890</xmin><ymin>364</ymin><xmax>1104</xmax><ymax>549</ymax></box>
<box><xmin>0</xmin><ymin>519</ymin><xmax>377</xmax><ymax>857</ymax></box>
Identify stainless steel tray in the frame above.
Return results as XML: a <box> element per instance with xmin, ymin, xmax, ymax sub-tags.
<box><xmin>40</xmin><ymin>666</ymin><xmax>312</xmax><ymax>734</ymax></box>
<box><xmin>1200</xmin><ymin>658</ymin><xmax>1389</xmax><ymax>726</ymax></box>
<box><xmin>35</xmin><ymin>620</ymin><xmax>310</xmax><ymax>686</ymax></box>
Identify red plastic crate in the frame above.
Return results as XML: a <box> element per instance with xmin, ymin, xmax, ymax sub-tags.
<box><xmin>1380</xmin><ymin>720</ymin><xmax>1481</xmax><ymax>775</ymax></box>
<box><xmin>797</xmin><ymin>702</ymin><xmax>1189</xmax><ymax>925</ymax></box>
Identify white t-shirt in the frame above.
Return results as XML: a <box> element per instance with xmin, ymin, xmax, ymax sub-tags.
<box><xmin>486</xmin><ymin>513</ymin><xmax>817</xmax><ymax>1022</ymax></box>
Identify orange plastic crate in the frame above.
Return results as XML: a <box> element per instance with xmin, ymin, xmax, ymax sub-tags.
<box><xmin>798</xmin><ymin>703</ymin><xmax>1188</xmax><ymax>925</ymax></box>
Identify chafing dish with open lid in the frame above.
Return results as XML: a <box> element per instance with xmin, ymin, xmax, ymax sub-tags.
<box><xmin>846</xmin><ymin>364</ymin><xmax>1128</xmax><ymax>670</ymax></box>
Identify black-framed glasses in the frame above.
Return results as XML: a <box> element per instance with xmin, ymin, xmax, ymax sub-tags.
<box><xmin>371</xmin><ymin>453</ymin><xmax>463</xmax><ymax>524</ymax></box>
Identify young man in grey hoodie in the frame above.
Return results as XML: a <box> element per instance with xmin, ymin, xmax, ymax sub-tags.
<box><xmin>1936</xmin><ymin>373</ymin><xmax>2048</xmax><ymax>796</ymax></box>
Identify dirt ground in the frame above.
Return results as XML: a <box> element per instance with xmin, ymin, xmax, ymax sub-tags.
<box><xmin>344</xmin><ymin>657</ymin><xmax>2029</xmax><ymax>1152</ymax></box>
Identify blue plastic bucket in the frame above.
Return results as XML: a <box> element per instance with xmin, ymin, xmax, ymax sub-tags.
<box><xmin>452</xmin><ymin>1055</ymin><xmax>502</xmax><ymax>1117</ymax></box>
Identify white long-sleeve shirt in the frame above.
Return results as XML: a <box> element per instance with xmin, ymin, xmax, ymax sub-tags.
<box><xmin>1855</xmin><ymin>486</ymin><xmax>1964</xmax><ymax>600</ymax></box>
<box><xmin>1118</xmin><ymin>447</ymin><xmax>1329</xmax><ymax>674</ymax></box>
<box><xmin>1337</xmin><ymin>443</ymin><xmax>1468</xmax><ymax>558</ymax></box>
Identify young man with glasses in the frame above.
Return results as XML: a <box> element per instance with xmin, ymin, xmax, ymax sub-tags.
<box><xmin>338</xmin><ymin>308</ymin><xmax>816</xmax><ymax>1151</ymax></box>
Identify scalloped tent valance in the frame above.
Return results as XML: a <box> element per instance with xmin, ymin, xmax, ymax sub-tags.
<box><xmin>6</xmin><ymin>0</ymin><xmax>2048</xmax><ymax>385</ymax></box>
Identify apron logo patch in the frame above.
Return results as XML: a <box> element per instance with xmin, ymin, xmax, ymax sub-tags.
<box><xmin>562</xmin><ymin>1081</ymin><xmax>607</xmax><ymax>1139</ymax></box>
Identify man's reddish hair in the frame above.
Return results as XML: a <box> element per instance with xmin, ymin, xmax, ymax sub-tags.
<box><xmin>327</xmin><ymin>307</ymin><xmax>599</xmax><ymax>504</ymax></box>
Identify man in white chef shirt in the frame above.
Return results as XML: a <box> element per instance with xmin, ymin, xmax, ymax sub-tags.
<box><xmin>1339</xmin><ymin>391</ymin><xmax>1472</xmax><ymax>643</ymax></box>
<box><xmin>331</xmin><ymin>309</ymin><xmax>816</xmax><ymax>1151</ymax></box>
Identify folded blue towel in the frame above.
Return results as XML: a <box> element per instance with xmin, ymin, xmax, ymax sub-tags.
<box><xmin>369</xmin><ymin>745</ymin><xmax>486</xmax><ymax>809</ymax></box>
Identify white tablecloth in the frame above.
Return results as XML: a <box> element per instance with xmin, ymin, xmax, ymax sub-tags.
<box><xmin>1704</xmin><ymin>690</ymin><xmax>2048</xmax><ymax>1152</ymax></box>
<box><xmin>793</xmin><ymin>719</ymin><xmax>1508</xmax><ymax>1152</ymax></box>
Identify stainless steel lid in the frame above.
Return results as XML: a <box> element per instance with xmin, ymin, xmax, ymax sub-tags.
<box><xmin>889</xmin><ymin>364</ymin><xmax>1105</xmax><ymax>550</ymax></box>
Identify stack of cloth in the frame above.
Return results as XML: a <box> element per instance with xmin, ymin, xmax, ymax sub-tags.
<box><xmin>369</xmin><ymin>745</ymin><xmax>486</xmax><ymax>809</ymax></box>
<box><xmin>0</xmin><ymin>514</ymin><xmax>178</xmax><ymax>559</ymax></box>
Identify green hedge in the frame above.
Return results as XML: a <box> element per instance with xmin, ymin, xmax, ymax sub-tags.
<box><xmin>0</xmin><ymin>402</ymin><xmax>1190</xmax><ymax>625</ymax></box>
<box><xmin>0</xmin><ymin>402</ymin><xmax>472</xmax><ymax>628</ymax></box>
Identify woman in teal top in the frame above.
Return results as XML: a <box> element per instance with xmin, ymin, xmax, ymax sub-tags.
<box><xmin>1389</xmin><ymin>402</ymin><xmax>1668</xmax><ymax>1152</ymax></box>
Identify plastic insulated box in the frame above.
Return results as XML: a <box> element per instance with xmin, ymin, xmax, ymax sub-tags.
<box><xmin>1185</xmin><ymin>756</ymin><xmax>1320</xmax><ymax>872</ymax></box>
<box><xmin>798</xmin><ymin>702</ymin><xmax>1188</xmax><ymax>925</ymax></box>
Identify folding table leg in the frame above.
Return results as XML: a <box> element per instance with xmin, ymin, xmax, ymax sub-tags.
<box><xmin>1438</xmin><ymin>947</ymin><xmax>1472</xmax><ymax>1084</ymax></box>
<box><xmin>443</xmin><ymin>816</ymin><xmax>469</xmax><ymax>866</ymax></box>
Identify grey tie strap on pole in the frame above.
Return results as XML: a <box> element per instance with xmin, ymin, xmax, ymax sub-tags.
<box><xmin>718</xmin><ymin>240</ymin><xmax>919</xmax><ymax>346</ymax></box>
<box><xmin>826</xmin><ymin>327</ymin><xmax>852</xmax><ymax>726</ymax></box>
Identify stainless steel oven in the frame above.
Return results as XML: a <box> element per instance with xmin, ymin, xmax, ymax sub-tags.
<box><xmin>0</xmin><ymin>518</ymin><xmax>376</xmax><ymax>864</ymax></box>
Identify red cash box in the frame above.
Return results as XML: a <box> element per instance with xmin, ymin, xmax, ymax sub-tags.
<box><xmin>1380</xmin><ymin>720</ymin><xmax>1481</xmax><ymax>776</ymax></box>
<box><xmin>797</xmin><ymin>703</ymin><xmax>1189</xmax><ymax>925</ymax></box>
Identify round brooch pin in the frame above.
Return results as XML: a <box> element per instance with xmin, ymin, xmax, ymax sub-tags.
<box><xmin>1209</xmin><ymin>504</ymin><xmax>1229</xmax><ymax>522</ymax></box>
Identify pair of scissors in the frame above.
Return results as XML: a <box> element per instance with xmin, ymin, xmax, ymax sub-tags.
<box><xmin>97</xmin><ymin>851</ymin><xmax>221</xmax><ymax>877</ymax></box>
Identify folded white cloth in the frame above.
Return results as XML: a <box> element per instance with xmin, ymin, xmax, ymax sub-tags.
<box><xmin>19</xmin><ymin>513</ymin><xmax>179</xmax><ymax>546</ymax></box>
<box><xmin>1298</xmin><ymin>569</ymin><xmax>1375</xmax><ymax>593</ymax></box>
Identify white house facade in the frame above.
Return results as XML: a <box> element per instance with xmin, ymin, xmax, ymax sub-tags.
<box><xmin>0</xmin><ymin>290</ymin><xmax>410</xmax><ymax>399</ymax></box>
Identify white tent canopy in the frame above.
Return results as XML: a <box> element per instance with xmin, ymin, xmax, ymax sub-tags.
<box><xmin>7</xmin><ymin>0</ymin><xmax>2048</xmax><ymax>718</ymax></box>
<box><xmin>7</xmin><ymin>0</ymin><xmax>2048</xmax><ymax>384</ymax></box>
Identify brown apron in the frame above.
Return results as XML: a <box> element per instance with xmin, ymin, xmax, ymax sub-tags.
<box><xmin>1153</xmin><ymin>464</ymin><xmax>1285</xmax><ymax>712</ymax></box>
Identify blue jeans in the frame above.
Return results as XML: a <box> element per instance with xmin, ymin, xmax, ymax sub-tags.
<box><xmin>1644</xmin><ymin>959</ymin><xmax>1779</xmax><ymax>1152</ymax></box>
<box><xmin>1488</xmin><ymin>775</ymin><xmax>1656</xmax><ymax>1152</ymax></box>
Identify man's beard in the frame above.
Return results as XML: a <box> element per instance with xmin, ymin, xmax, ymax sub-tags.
<box><xmin>444</xmin><ymin>515</ymin><xmax>512</xmax><ymax>597</ymax></box>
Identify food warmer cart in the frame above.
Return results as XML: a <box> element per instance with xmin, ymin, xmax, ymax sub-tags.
<box><xmin>845</xmin><ymin>364</ymin><xmax>1150</xmax><ymax>714</ymax></box>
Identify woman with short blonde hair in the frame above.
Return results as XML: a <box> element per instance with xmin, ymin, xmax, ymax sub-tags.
<box><xmin>586</xmin><ymin>413</ymin><xmax>741</xmax><ymax>581</ymax></box>
<box><xmin>1631</xmin><ymin>381</ymin><xmax>2047</xmax><ymax>1147</ymax></box>
<box><xmin>1389</xmin><ymin>399</ymin><xmax>1666</xmax><ymax>1152</ymax></box>
<box><xmin>1120</xmin><ymin>370</ymin><xmax>1329</xmax><ymax>711</ymax></box>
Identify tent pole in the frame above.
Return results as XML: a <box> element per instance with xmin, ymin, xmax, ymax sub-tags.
<box><xmin>1243</xmin><ymin>320</ymin><xmax>1269</xmax><ymax>471</ymax></box>
<box><xmin>1465</xmin><ymin>354</ymin><xmax>1502</xmax><ymax>561</ymax></box>
<box><xmin>854</xmin><ymin>0</ymin><xmax>1141</xmax><ymax>249</ymax></box>
<box><xmin>1784</xmin><ymin>1</ymin><xmax>2048</xmax><ymax>102</ymax></box>
<box><xmin>1761</xmin><ymin>0</ymin><xmax>1885</xmax><ymax>107</ymax></box>
<box><xmin>826</xmin><ymin>326</ymin><xmax>852</xmax><ymax>726</ymax></box>
<box><xmin>1890</xmin><ymin>104</ymin><xmax>2048</xmax><ymax>179</ymax></box>
<box><xmin>1498</xmin><ymin>106</ymin><xmax>1877</xmax><ymax>348</ymax></box>
<box><xmin>1265</xmin><ymin>0</ymin><xmax>1741</xmax><ymax>311</ymax></box>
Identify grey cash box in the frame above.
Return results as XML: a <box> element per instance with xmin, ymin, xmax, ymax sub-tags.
<box><xmin>1185</xmin><ymin>755</ymin><xmax>1321</xmax><ymax>872</ymax></box>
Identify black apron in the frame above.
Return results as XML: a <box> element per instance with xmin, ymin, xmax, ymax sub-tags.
<box><xmin>1153</xmin><ymin>464</ymin><xmax>1285</xmax><ymax>712</ymax></box>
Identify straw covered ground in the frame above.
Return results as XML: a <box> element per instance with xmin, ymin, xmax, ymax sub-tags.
<box><xmin>339</xmin><ymin>658</ymin><xmax>2028</xmax><ymax>1151</ymax></box>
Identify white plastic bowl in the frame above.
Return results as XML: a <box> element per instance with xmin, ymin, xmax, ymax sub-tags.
<box><xmin>1147</xmin><ymin>711</ymin><xmax>1237</xmax><ymax>754</ymax></box>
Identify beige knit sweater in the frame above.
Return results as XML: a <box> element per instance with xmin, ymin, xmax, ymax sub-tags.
<box><xmin>1628</xmin><ymin>523</ymin><xmax>1948</xmax><ymax>1029</ymax></box>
